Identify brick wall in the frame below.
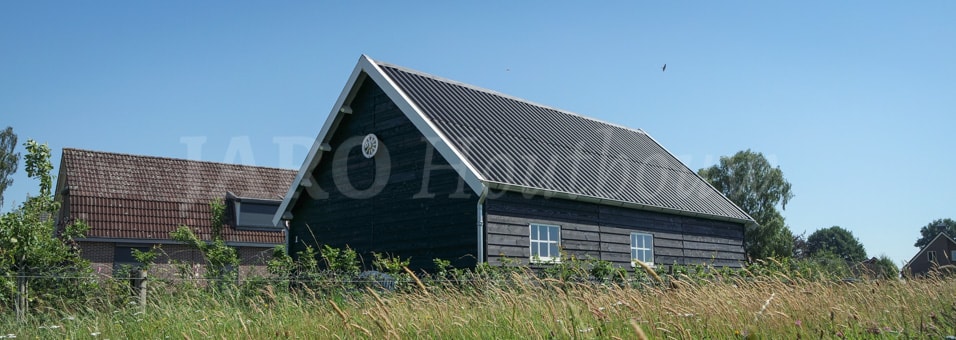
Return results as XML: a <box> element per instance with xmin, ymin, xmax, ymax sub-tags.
<box><xmin>77</xmin><ymin>241</ymin><xmax>276</xmax><ymax>280</ymax></box>
<box><xmin>79</xmin><ymin>241</ymin><xmax>114</xmax><ymax>276</ymax></box>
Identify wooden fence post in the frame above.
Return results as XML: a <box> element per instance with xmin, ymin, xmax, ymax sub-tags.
<box><xmin>15</xmin><ymin>270</ymin><xmax>28</xmax><ymax>322</ymax></box>
<box><xmin>133</xmin><ymin>269</ymin><xmax>147</xmax><ymax>313</ymax></box>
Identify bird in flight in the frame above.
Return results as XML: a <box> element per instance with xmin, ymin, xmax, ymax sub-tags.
<box><xmin>662</xmin><ymin>64</ymin><xmax>667</xmax><ymax>72</ymax></box>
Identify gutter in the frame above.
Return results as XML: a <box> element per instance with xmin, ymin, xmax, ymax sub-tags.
<box><xmin>284</xmin><ymin>220</ymin><xmax>291</xmax><ymax>255</ymax></box>
<box><xmin>476</xmin><ymin>185</ymin><xmax>489</xmax><ymax>264</ymax></box>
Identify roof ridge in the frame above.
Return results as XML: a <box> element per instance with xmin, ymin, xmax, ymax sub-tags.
<box><xmin>374</xmin><ymin>60</ymin><xmax>650</xmax><ymax>137</ymax></box>
<box><xmin>62</xmin><ymin>147</ymin><xmax>297</xmax><ymax>173</ymax></box>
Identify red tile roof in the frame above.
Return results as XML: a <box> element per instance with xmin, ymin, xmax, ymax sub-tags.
<box><xmin>58</xmin><ymin>148</ymin><xmax>296</xmax><ymax>245</ymax></box>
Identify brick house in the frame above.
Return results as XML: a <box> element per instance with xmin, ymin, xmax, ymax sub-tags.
<box><xmin>54</xmin><ymin>148</ymin><xmax>296</xmax><ymax>279</ymax></box>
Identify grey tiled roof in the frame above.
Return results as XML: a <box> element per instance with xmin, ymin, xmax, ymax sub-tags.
<box><xmin>378</xmin><ymin>63</ymin><xmax>753</xmax><ymax>223</ymax></box>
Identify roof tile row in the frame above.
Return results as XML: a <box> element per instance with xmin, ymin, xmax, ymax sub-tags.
<box><xmin>60</xmin><ymin>149</ymin><xmax>296</xmax><ymax>244</ymax></box>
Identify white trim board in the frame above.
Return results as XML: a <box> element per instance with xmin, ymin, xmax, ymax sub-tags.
<box><xmin>272</xmin><ymin>55</ymin><xmax>487</xmax><ymax>226</ymax></box>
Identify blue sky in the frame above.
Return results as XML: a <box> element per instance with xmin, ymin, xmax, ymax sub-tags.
<box><xmin>1</xmin><ymin>1</ymin><xmax>953</xmax><ymax>267</ymax></box>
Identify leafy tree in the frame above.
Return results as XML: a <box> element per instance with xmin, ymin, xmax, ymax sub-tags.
<box><xmin>914</xmin><ymin>218</ymin><xmax>956</xmax><ymax>248</ymax></box>
<box><xmin>0</xmin><ymin>140</ymin><xmax>89</xmax><ymax>321</ymax></box>
<box><xmin>792</xmin><ymin>231</ymin><xmax>809</xmax><ymax>259</ymax></box>
<box><xmin>873</xmin><ymin>255</ymin><xmax>899</xmax><ymax>279</ymax></box>
<box><xmin>698</xmin><ymin>149</ymin><xmax>795</xmax><ymax>260</ymax></box>
<box><xmin>806</xmin><ymin>226</ymin><xmax>866</xmax><ymax>262</ymax></box>
<box><xmin>0</xmin><ymin>126</ymin><xmax>18</xmax><ymax>207</ymax></box>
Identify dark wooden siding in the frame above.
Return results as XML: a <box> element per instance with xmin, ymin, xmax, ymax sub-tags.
<box><xmin>288</xmin><ymin>78</ymin><xmax>478</xmax><ymax>270</ymax></box>
<box><xmin>485</xmin><ymin>192</ymin><xmax>746</xmax><ymax>268</ymax></box>
<box><xmin>906</xmin><ymin>236</ymin><xmax>956</xmax><ymax>276</ymax></box>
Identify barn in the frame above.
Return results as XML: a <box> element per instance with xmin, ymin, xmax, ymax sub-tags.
<box><xmin>275</xmin><ymin>55</ymin><xmax>754</xmax><ymax>270</ymax></box>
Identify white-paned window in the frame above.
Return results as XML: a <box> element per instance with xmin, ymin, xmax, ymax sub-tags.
<box><xmin>530</xmin><ymin>224</ymin><xmax>561</xmax><ymax>262</ymax></box>
<box><xmin>631</xmin><ymin>233</ymin><xmax>654</xmax><ymax>266</ymax></box>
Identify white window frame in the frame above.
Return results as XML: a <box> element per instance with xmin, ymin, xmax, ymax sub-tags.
<box><xmin>630</xmin><ymin>232</ymin><xmax>654</xmax><ymax>267</ymax></box>
<box><xmin>951</xmin><ymin>250</ymin><xmax>956</xmax><ymax>263</ymax></box>
<box><xmin>529</xmin><ymin>223</ymin><xmax>561</xmax><ymax>263</ymax></box>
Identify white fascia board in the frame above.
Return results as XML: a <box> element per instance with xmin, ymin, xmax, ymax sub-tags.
<box><xmin>362</xmin><ymin>55</ymin><xmax>486</xmax><ymax>195</ymax></box>
<box><xmin>273</xmin><ymin>55</ymin><xmax>489</xmax><ymax>226</ymax></box>
<box><xmin>272</xmin><ymin>56</ymin><xmax>371</xmax><ymax>226</ymax></box>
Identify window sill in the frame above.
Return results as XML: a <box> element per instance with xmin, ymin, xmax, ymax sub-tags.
<box><xmin>530</xmin><ymin>257</ymin><xmax>561</xmax><ymax>264</ymax></box>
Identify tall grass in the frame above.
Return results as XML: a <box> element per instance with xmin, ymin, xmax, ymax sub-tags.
<box><xmin>2</xmin><ymin>266</ymin><xmax>955</xmax><ymax>339</ymax></box>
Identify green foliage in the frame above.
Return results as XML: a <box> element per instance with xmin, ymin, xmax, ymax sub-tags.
<box><xmin>23</xmin><ymin>140</ymin><xmax>54</xmax><ymax>200</ymax></box>
<box><xmin>873</xmin><ymin>255</ymin><xmax>900</xmax><ymax>279</ymax></box>
<box><xmin>539</xmin><ymin>255</ymin><xmax>627</xmax><ymax>284</ymax></box>
<box><xmin>750</xmin><ymin>210</ymin><xmax>795</xmax><ymax>259</ymax></box>
<box><xmin>320</xmin><ymin>244</ymin><xmax>360</xmax><ymax>275</ymax></box>
<box><xmin>131</xmin><ymin>245</ymin><xmax>161</xmax><ymax>271</ymax></box>
<box><xmin>296</xmin><ymin>245</ymin><xmax>320</xmax><ymax>276</ymax></box>
<box><xmin>698</xmin><ymin>149</ymin><xmax>795</xmax><ymax>260</ymax></box>
<box><xmin>791</xmin><ymin>230</ymin><xmax>809</xmax><ymax>259</ymax></box>
<box><xmin>209</xmin><ymin>198</ymin><xmax>226</xmax><ymax>239</ymax></box>
<box><xmin>0</xmin><ymin>140</ymin><xmax>94</xmax><ymax>317</ymax></box>
<box><xmin>914</xmin><ymin>218</ymin><xmax>956</xmax><ymax>248</ymax></box>
<box><xmin>168</xmin><ymin>198</ymin><xmax>240</xmax><ymax>284</ymax></box>
<box><xmin>170</xmin><ymin>225</ymin><xmax>239</xmax><ymax>283</ymax></box>
<box><xmin>432</xmin><ymin>258</ymin><xmax>452</xmax><ymax>277</ymax></box>
<box><xmin>806</xmin><ymin>226</ymin><xmax>867</xmax><ymax>262</ymax></box>
<box><xmin>267</xmin><ymin>245</ymin><xmax>295</xmax><ymax>279</ymax></box>
<box><xmin>372</xmin><ymin>252</ymin><xmax>410</xmax><ymax>276</ymax></box>
<box><xmin>0</xmin><ymin>126</ymin><xmax>18</xmax><ymax>207</ymax></box>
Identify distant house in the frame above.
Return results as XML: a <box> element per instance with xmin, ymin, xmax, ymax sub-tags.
<box><xmin>275</xmin><ymin>55</ymin><xmax>755</xmax><ymax>271</ymax></box>
<box><xmin>901</xmin><ymin>232</ymin><xmax>956</xmax><ymax>277</ymax></box>
<box><xmin>55</xmin><ymin>148</ymin><xmax>296</xmax><ymax>278</ymax></box>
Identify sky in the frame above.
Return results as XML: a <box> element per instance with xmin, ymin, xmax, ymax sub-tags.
<box><xmin>1</xmin><ymin>1</ymin><xmax>953</xmax><ymax>268</ymax></box>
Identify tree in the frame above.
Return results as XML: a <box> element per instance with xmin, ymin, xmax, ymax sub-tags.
<box><xmin>873</xmin><ymin>255</ymin><xmax>899</xmax><ymax>279</ymax></box>
<box><xmin>791</xmin><ymin>230</ymin><xmax>809</xmax><ymax>259</ymax></box>
<box><xmin>0</xmin><ymin>126</ymin><xmax>19</xmax><ymax>207</ymax></box>
<box><xmin>914</xmin><ymin>218</ymin><xmax>956</xmax><ymax>248</ymax></box>
<box><xmin>806</xmin><ymin>226</ymin><xmax>867</xmax><ymax>262</ymax></box>
<box><xmin>0</xmin><ymin>140</ymin><xmax>88</xmax><ymax>321</ymax></box>
<box><xmin>698</xmin><ymin>149</ymin><xmax>795</xmax><ymax>260</ymax></box>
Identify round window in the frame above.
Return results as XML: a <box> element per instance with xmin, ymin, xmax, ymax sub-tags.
<box><xmin>361</xmin><ymin>134</ymin><xmax>379</xmax><ymax>159</ymax></box>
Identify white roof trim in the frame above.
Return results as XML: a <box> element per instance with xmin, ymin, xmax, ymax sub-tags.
<box><xmin>273</xmin><ymin>56</ymin><xmax>370</xmax><ymax>225</ymax></box>
<box><xmin>364</xmin><ymin>56</ymin><xmax>486</xmax><ymax>192</ymax></box>
<box><xmin>273</xmin><ymin>55</ymin><xmax>487</xmax><ymax>226</ymax></box>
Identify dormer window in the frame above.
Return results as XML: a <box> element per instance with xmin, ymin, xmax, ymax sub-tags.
<box><xmin>228</xmin><ymin>193</ymin><xmax>282</xmax><ymax>230</ymax></box>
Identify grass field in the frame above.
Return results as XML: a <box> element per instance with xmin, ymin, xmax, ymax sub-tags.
<box><xmin>2</xmin><ymin>268</ymin><xmax>955</xmax><ymax>339</ymax></box>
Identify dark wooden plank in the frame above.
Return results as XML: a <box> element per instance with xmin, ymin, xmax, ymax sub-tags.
<box><xmin>562</xmin><ymin>230</ymin><xmax>601</xmax><ymax>242</ymax></box>
<box><xmin>289</xmin><ymin>79</ymin><xmax>478</xmax><ymax>271</ymax></box>
<box><xmin>486</xmin><ymin>233</ymin><xmax>526</xmax><ymax>247</ymax></box>
<box><xmin>487</xmin><ymin>244</ymin><xmax>527</xmax><ymax>258</ymax></box>
<box><xmin>683</xmin><ymin>234</ymin><xmax>743</xmax><ymax>246</ymax></box>
<box><xmin>656</xmin><ymin>247</ymin><xmax>684</xmax><ymax>257</ymax></box>
<box><xmin>562</xmin><ymin>239</ymin><xmax>600</xmax><ymax>251</ymax></box>
<box><xmin>682</xmin><ymin>241</ymin><xmax>744</xmax><ymax>253</ymax></box>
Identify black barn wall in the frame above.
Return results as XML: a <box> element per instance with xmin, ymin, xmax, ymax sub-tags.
<box><xmin>485</xmin><ymin>192</ymin><xmax>746</xmax><ymax>268</ymax></box>
<box><xmin>288</xmin><ymin>78</ymin><xmax>478</xmax><ymax>270</ymax></box>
